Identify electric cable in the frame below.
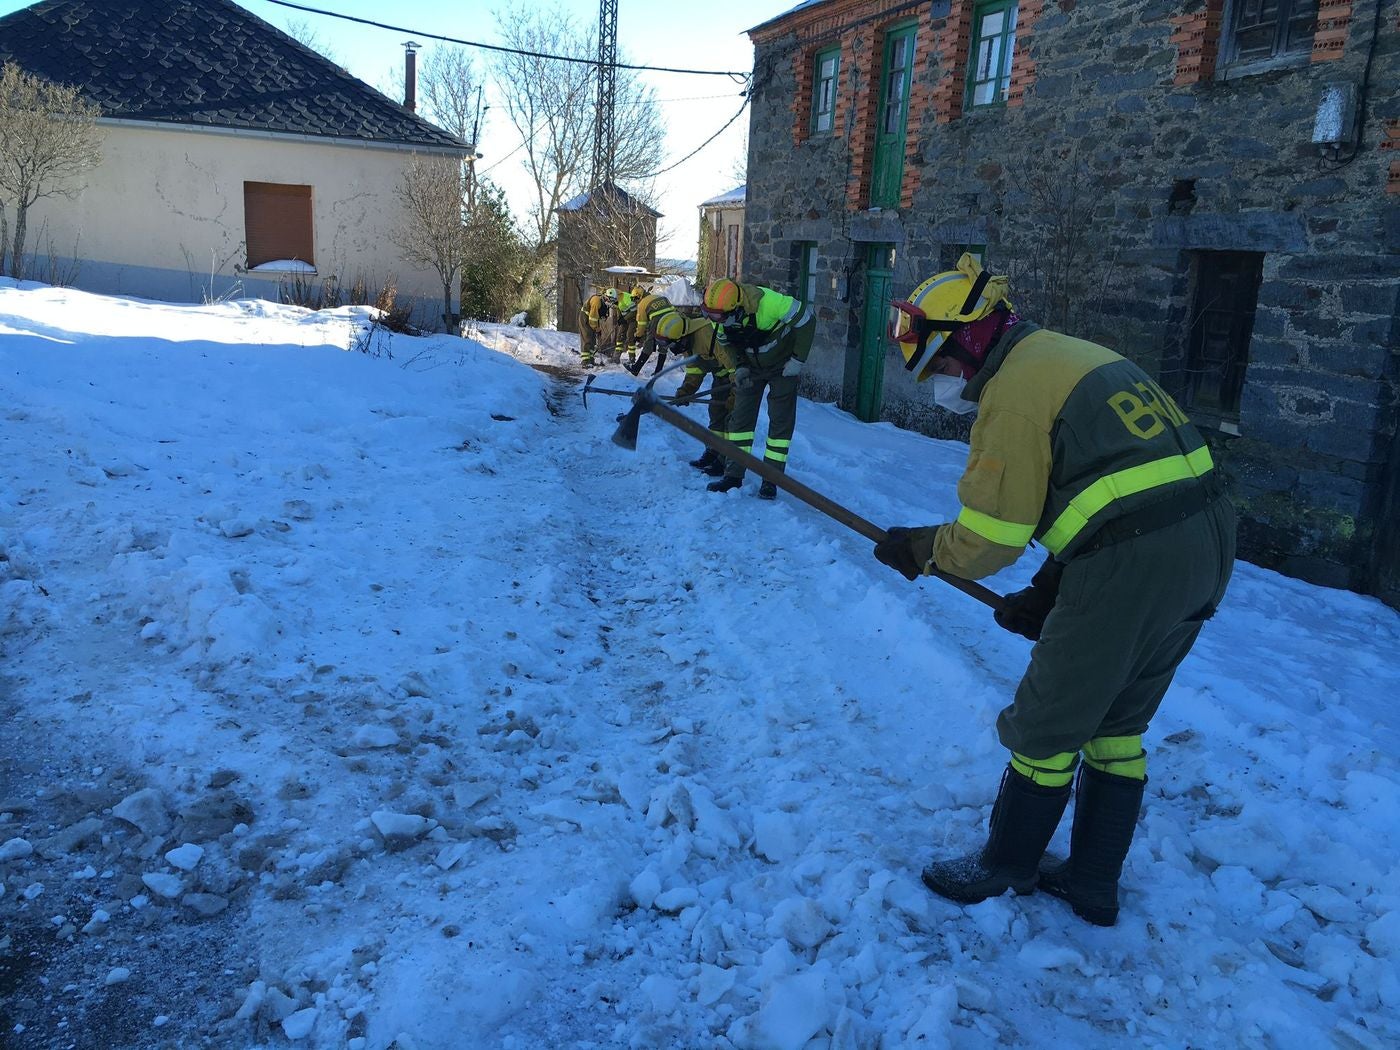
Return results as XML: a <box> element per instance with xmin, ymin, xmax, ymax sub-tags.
<box><xmin>259</xmin><ymin>0</ymin><xmax>751</xmax><ymax>77</ymax></box>
<box><xmin>641</xmin><ymin>96</ymin><xmax>750</xmax><ymax>178</ymax></box>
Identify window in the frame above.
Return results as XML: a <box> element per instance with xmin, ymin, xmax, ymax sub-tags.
<box><xmin>871</xmin><ymin>24</ymin><xmax>917</xmax><ymax>208</ymax></box>
<box><xmin>880</xmin><ymin>31</ymin><xmax>914</xmax><ymax>137</ymax></box>
<box><xmin>798</xmin><ymin>242</ymin><xmax>819</xmax><ymax>303</ymax></box>
<box><xmin>1185</xmin><ymin>251</ymin><xmax>1263</xmax><ymax>420</ymax></box>
<box><xmin>243</xmin><ymin>182</ymin><xmax>314</xmax><ymax>269</ymax></box>
<box><xmin>812</xmin><ymin>48</ymin><xmax>840</xmax><ymax>134</ymax></box>
<box><xmin>1225</xmin><ymin>0</ymin><xmax>1317</xmax><ymax>65</ymax></box>
<box><xmin>966</xmin><ymin>1</ymin><xmax>1018</xmax><ymax>109</ymax></box>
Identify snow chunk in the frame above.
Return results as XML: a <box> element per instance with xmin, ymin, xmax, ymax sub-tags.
<box><xmin>630</xmin><ymin>869</ymin><xmax>661</xmax><ymax>909</ymax></box>
<box><xmin>141</xmin><ymin>872</ymin><xmax>183</xmax><ymax>899</ymax></box>
<box><xmin>654</xmin><ymin>887</ymin><xmax>699</xmax><ymax>913</ymax></box>
<box><xmin>105</xmin><ymin>967</ymin><xmax>132</xmax><ymax>986</ymax></box>
<box><xmin>112</xmin><ymin>788</ymin><xmax>171</xmax><ymax>837</ymax></box>
<box><xmin>767</xmin><ymin>898</ymin><xmax>832</xmax><ymax>950</ymax></box>
<box><xmin>371</xmin><ymin>810</ymin><xmax>435</xmax><ymax>849</ymax></box>
<box><xmin>282</xmin><ymin>1007</ymin><xmax>318</xmax><ymax>1040</ymax></box>
<box><xmin>353</xmin><ymin>725</ymin><xmax>399</xmax><ymax>749</ymax></box>
<box><xmin>164</xmin><ymin>843</ymin><xmax>204</xmax><ymax>871</ymax></box>
<box><xmin>753</xmin><ymin>811</ymin><xmax>800</xmax><ymax>863</ymax></box>
<box><xmin>0</xmin><ymin>837</ymin><xmax>33</xmax><ymax>862</ymax></box>
<box><xmin>1017</xmin><ymin>939</ymin><xmax>1087</xmax><ymax>971</ymax></box>
<box><xmin>755</xmin><ymin>971</ymin><xmax>830</xmax><ymax>1050</ymax></box>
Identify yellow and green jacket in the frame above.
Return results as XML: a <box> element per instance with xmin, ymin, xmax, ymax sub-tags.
<box><xmin>633</xmin><ymin>294</ymin><xmax>673</xmax><ymax>343</ymax></box>
<box><xmin>673</xmin><ymin>318</ymin><xmax>731</xmax><ymax>395</ymax></box>
<box><xmin>714</xmin><ymin>283</ymin><xmax>814</xmax><ymax>371</ymax></box>
<box><xmin>931</xmin><ymin>323</ymin><xmax>1216</xmax><ymax>580</ymax></box>
<box><xmin>580</xmin><ymin>293</ymin><xmax>610</xmax><ymax>332</ymax></box>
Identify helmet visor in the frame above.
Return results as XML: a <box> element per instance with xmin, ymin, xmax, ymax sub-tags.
<box><xmin>889</xmin><ymin>299</ymin><xmax>954</xmax><ymax>381</ymax></box>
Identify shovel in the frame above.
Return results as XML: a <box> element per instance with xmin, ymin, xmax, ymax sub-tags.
<box><xmin>612</xmin><ymin>386</ymin><xmax>1005</xmax><ymax>612</ymax></box>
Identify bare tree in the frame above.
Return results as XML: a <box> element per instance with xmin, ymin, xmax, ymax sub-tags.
<box><xmin>282</xmin><ymin>18</ymin><xmax>341</xmax><ymax>65</ymax></box>
<box><xmin>420</xmin><ymin>47</ymin><xmax>481</xmax><ymax>142</ymax></box>
<box><xmin>0</xmin><ymin>63</ymin><xmax>103</xmax><ymax>279</ymax></box>
<box><xmin>492</xmin><ymin>4</ymin><xmax>664</xmax><ymax>256</ymax></box>
<box><xmin>392</xmin><ymin>154</ymin><xmax>470</xmax><ymax>330</ymax></box>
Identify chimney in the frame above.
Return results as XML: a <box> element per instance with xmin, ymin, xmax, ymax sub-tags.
<box><xmin>403</xmin><ymin>40</ymin><xmax>421</xmax><ymax>112</ymax></box>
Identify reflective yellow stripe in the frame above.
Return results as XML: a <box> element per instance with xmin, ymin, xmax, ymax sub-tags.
<box><xmin>1084</xmin><ymin>736</ymin><xmax>1147</xmax><ymax>780</ymax></box>
<box><xmin>764</xmin><ymin>451</ymin><xmax>789</xmax><ymax>463</ymax></box>
<box><xmin>957</xmin><ymin>506</ymin><xmax>1035</xmax><ymax>549</ymax></box>
<box><xmin>1011</xmin><ymin>751</ymin><xmax>1078</xmax><ymax>788</ymax></box>
<box><xmin>766</xmin><ymin>438</ymin><xmax>792</xmax><ymax>448</ymax></box>
<box><xmin>685</xmin><ymin>367</ymin><xmax>703</xmax><ymax>375</ymax></box>
<box><xmin>1041</xmin><ymin>446</ymin><xmax>1215</xmax><ymax>554</ymax></box>
<box><xmin>727</xmin><ymin>431</ymin><xmax>755</xmax><ymax>442</ymax></box>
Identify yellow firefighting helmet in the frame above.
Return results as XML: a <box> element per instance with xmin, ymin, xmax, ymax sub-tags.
<box><xmin>702</xmin><ymin>278</ymin><xmax>741</xmax><ymax>320</ymax></box>
<box><xmin>888</xmin><ymin>253</ymin><xmax>1011</xmax><ymax>381</ymax></box>
<box><xmin>654</xmin><ymin>310</ymin><xmax>688</xmax><ymax>344</ymax></box>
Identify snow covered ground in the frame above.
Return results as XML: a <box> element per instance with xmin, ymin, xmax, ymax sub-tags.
<box><xmin>2</xmin><ymin>279</ymin><xmax>1398</xmax><ymax>1050</ymax></box>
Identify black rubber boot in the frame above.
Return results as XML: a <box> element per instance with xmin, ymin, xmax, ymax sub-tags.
<box><xmin>1038</xmin><ymin>765</ymin><xmax>1146</xmax><ymax>927</ymax></box>
<box><xmin>758</xmin><ymin>480</ymin><xmax>777</xmax><ymax>500</ymax></box>
<box><xmin>701</xmin><ymin>458</ymin><xmax>728</xmax><ymax>477</ymax></box>
<box><xmin>689</xmin><ymin>449</ymin><xmax>720</xmax><ymax>472</ymax></box>
<box><xmin>625</xmin><ymin>361</ymin><xmax>641</xmax><ymax>376</ymax></box>
<box><xmin>707</xmin><ymin>476</ymin><xmax>743</xmax><ymax>493</ymax></box>
<box><xmin>922</xmin><ymin>767</ymin><xmax>1071</xmax><ymax>904</ymax></box>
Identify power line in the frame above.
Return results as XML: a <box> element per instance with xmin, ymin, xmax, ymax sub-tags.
<box><xmin>258</xmin><ymin>0</ymin><xmax>751</xmax><ymax>78</ymax></box>
<box><xmin>641</xmin><ymin>96</ymin><xmax>750</xmax><ymax>178</ymax></box>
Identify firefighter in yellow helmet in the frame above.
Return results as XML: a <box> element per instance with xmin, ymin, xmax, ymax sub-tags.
<box><xmin>577</xmin><ymin>287</ymin><xmax>618</xmax><ymax>369</ymax></box>
<box><xmin>652</xmin><ymin>309</ymin><xmax>735</xmax><ymax>476</ymax></box>
<box><xmin>875</xmin><ymin>253</ymin><xmax>1236</xmax><ymax>927</ymax></box>
<box><xmin>701</xmin><ymin>276</ymin><xmax>815</xmax><ymax>500</ymax></box>
<box><xmin>625</xmin><ymin>291</ymin><xmax>675</xmax><ymax>376</ymax></box>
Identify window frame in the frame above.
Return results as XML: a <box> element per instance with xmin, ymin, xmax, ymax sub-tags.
<box><xmin>965</xmin><ymin>0</ymin><xmax>1019</xmax><ymax>111</ymax></box>
<box><xmin>798</xmin><ymin>242</ymin><xmax>819</xmax><ymax>303</ymax></box>
<box><xmin>1220</xmin><ymin>0</ymin><xmax>1318</xmax><ymax>71</ymax></box>
<box><xmin>811</xmin><ymin>46</ymin><xmax>841</xmax><ymax>135</ymax></box>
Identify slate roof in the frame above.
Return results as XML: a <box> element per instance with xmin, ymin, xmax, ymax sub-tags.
<box><xmin>0</xmin><ymin>0</ymin><xmax>467</xmax><ymax>151</ymax></box>
<box><xmin>558</xmin><ymin>182</ymin><xmax>663</xmax><ymax>218</ymax></box>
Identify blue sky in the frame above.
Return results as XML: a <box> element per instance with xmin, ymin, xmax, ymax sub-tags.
<box><xmin>0</xmin><ymin>0</ymin><xmax>799</xmax><ymax>257</ymax></box>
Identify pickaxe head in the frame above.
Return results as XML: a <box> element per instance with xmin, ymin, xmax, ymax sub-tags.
<box><xmin>583</xmin><ymin>372</ymin><xmax>597</xmax><ymax>410</ymax></box>
<box><xmin>611</xmin><ymin>386</ymin><xmax>659</xmax><ymax>450</ymax></box>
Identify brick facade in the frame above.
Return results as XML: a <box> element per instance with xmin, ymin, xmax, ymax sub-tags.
<box><xmin>745</xmin><ymin>0</ymin><xmax>1400</xmax><ymax>605</ymax></box>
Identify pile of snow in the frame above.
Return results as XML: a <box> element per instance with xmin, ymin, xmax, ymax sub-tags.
<box><xmin>2</xmin><ymin>277</ymin><xmax>1398</xmax><ymax>1050</ymax></box>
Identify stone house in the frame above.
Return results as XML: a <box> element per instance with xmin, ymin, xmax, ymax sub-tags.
<box><xmin>698</xmin><ymin>185</ymin><xmax>748</xmax><ymax>287</ymax></box>
<box><xmin>556</xmin><ymin>183</ymin><xmax>660</xmax><ymax>333</ymax></box>
<box><xmin>744</xmin><ymin>0</ymin><xmax>1400</xmax><ymax>605</ymax></box>
<box><xmin>0</xmin><ymin>0</ymin><xmax>469</xmax><ymax>328</ymax></box>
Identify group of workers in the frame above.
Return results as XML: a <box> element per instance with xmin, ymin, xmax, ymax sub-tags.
<box><xmin>578</xmin><ymin>254</ymin><xmax>1234</xmax><ymax>929</ymax></box>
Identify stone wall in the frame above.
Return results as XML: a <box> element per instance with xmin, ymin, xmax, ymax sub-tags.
<box><xmin>746</xmin><ymin>0</ymin><xmax>1400</xmax><ymax>602</ymax></box>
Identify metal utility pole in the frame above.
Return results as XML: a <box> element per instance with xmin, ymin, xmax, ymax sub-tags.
<box><xmin>591</xmin><ymin>0</ymin><xmax>618</xmax><ymax>191</ymax></box>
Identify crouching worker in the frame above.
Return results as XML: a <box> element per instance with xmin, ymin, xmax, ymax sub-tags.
<box><xmin>700</xmin><ymin>277</ymin><xmax>814</xmax><ymax>501</ymax></box>
<box><xmin>651</xmin><ymin>311</ymin><xmax>735</xmax><ymax>477</ymax></box>
<box><xmin>873</xmin><ymin>253</ymin><xmax>1236</xmax><ymax>926</ymax></box>
<box><xmin>578</xmin><ymin>287</ymin><xmax>618</xmax><ymax>369</ymax></box>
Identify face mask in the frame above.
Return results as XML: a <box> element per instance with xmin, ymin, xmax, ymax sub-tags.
<box><xmin>932</xmin><ymin>374</ymin><xmax>978</xmax><ymax>415</ymax></box>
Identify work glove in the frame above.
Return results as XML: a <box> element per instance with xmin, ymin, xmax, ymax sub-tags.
<box><xmin>873</xmin><ymin>525</ymin><xmax>942</xmax><ymax>582</ymax></box>
<box><xmin>993</xmin><ymin>558</ymin><xmax>1063</xmax><ymax>641</ymax></box>
<box><xmin>734</xmin><ymin>367</ymin><xmax>753</xmax><ymax>389</ymax></box>
<box><xmin>781</xmin><ymin>357</ymin><xmax>803</xmax><ymax>378</ymax></box>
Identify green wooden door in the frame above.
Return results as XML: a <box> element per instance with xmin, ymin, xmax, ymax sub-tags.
<box><xmin>870</xmin><ymin>26</ymin><xmax>916</xmax><ymax>209</ymax></box>
<box><xmin>856</xmin><ymin>244</ymin><xmax>895</xmax><ymax>422</ymax></box>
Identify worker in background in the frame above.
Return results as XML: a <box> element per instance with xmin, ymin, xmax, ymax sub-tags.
<box><xmin>626</xmin><ymin>291</ymin><xmax>675</xmax><ymax>376</ymax></box>
<box><xmin>700</xmin><ymin>277</ymin><xmax>814</xmax><ymax>501</ymax></box>
<box><xmin>652</xmin><ymin>311</ymin><xmax>734</xmax><ymax>477</ymax></box>
<box><xmin>874</xmin><ymin>253</ymin><xmax>1235</xmax><ymax>927</ymax></box>
<box><xmin>578</xmin><ymin>287</ymin><xmax>618</xmax><ymax>369</ymax></box>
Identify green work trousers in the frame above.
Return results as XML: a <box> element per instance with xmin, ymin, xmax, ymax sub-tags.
<box><xmin>997</xmin><ymin>497</ymin><xmax>1237</xmax><ymax>758</ymax></box>
<box><xmin>723</xmin><ymin>367</ymin><xmax>799</xmax><ymax>480</ymax></box>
